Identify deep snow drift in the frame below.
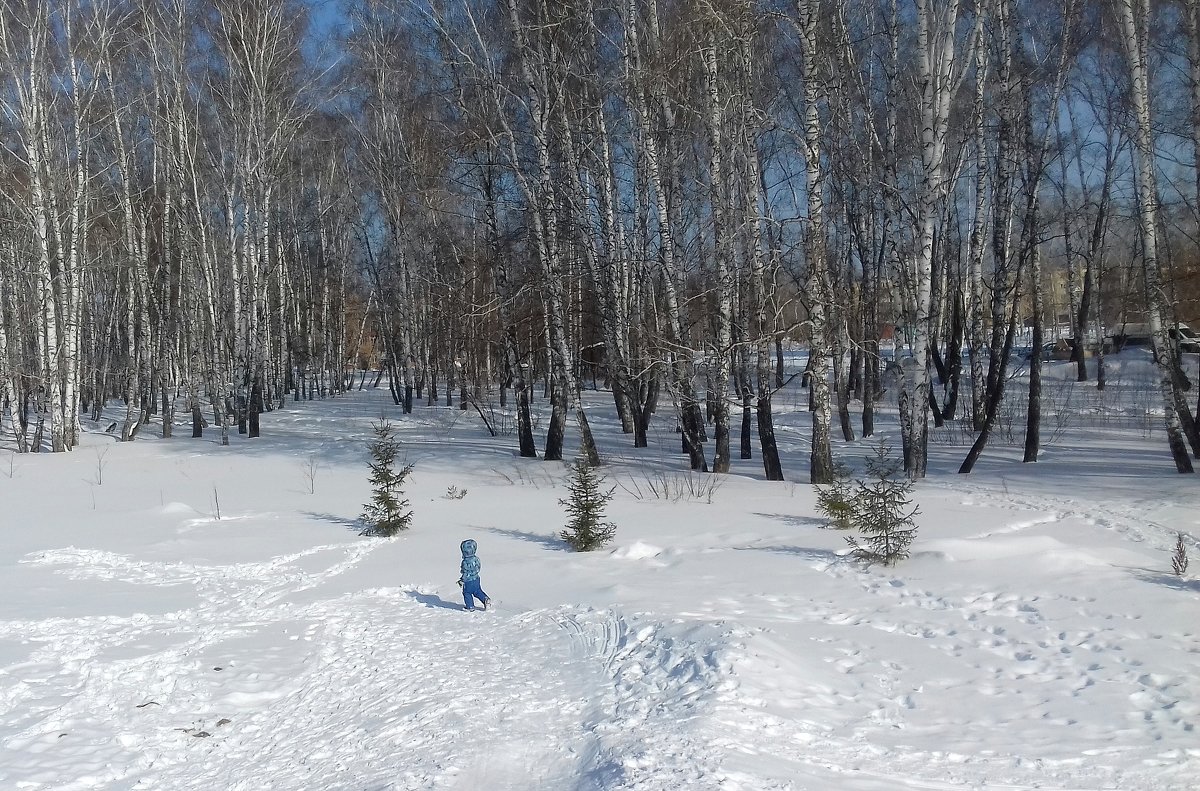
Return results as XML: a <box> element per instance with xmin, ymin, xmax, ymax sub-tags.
<box><xmin>0</xmin><ymin>357</ymin><xmax>1197</xmax><ymax>790</ymax></box>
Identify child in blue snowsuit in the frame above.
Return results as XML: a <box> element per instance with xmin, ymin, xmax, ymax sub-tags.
<box><xmin>458</xmin><ymin>539</ymin><xmax>490</xmax><ymax>611</ymax></box>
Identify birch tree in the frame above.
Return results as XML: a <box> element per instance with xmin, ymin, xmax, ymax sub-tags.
<box><xmin>1116</xmin><ymin>0</ymin><xmax>1195</xmax><ymax>472</ymax></box>
<box><xmin>793</xmin><ymin>0</ymin><xmax>835</xmax><ymax>483</ymax></box>
<box><xmin>209</xmin><ymin>0</ymin><xmax>310</xmax><ymax>439</ymax></box>
<box><xmin>0</xmin><ymin>0</ymin><xmax>110</xmax><ymax>452</ymax></box>
<box><xmin>701</xmin><ymin>26</ymin><xmax>735</xmax><ymax>475</ymax></box>
<box><xmin>901</xmin><ymin>0</ymin><xmax>980</xmax><ymax>478</ymax></box>
<box><xmin>625</xmin><ymin>0</ymin><xmax>708</xmax><ymax>471</ymax></box>
<box><xmin>1018</xmin><ymin>0</ymin><xmax>1078</xmax><ymax>463</ymax></box>
<box><xmin>490</xmin><ymin>0</ymin><xmax>600</xmax><ymax>464</ymax></box>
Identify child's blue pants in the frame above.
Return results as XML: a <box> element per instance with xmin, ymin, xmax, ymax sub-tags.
<box><xmin>463</xmin><ymin>578</ymin><xmax>489</xmax><ymax>609</ymax></box>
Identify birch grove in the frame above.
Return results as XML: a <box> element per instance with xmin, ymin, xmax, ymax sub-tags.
<box><xmin>0</xmin><ymin>0</ymin><xmax>1196</xmax><ymax>479</ymax></box>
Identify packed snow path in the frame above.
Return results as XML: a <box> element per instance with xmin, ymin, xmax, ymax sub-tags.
<box><xmin>0</xmin><ymin>540</ymin><xmax>734</xmax><ymax>790</ymax></box>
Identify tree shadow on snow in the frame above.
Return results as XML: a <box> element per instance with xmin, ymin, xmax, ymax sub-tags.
<box><xmin>407</xmin><ymin>590</ymin><xmax>466</xmax><ymax>610</ymax></box>
<box><xmin>753</xmin><ymin>512</ymin><xmax>827</xmax><ymax>530</ymax></box>
<box><xmin>479</xmin><ymin>526</ymin><xmax>567</xmax><ymax>552</ymax></box>
<box><xmin>1124</xmin><ymin>566</ymin><xmax>1200</xmax><ymax>593</ymax></box>
<box><xmin>733</xmin><ymin>544</ymin><xmax>846</xmax><ymax>567</ymax></box>
<box><xmin>303</xmin><ymin>511</ymin><xmax>363</xmax><ymax>533</ymax></box>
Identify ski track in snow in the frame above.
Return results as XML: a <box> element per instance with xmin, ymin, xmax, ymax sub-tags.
<box><xmin>0</xmin><ymin>540</ymin><xmax>737</xmax><ymax>790</ymax></box>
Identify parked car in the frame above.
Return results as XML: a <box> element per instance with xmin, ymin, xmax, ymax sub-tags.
<box><xmin>1176</xmin><ymin>325</ymin><xmax>1200</xmax><ymax>354</ymax></box>
<box><xmin>1111</xmin><ymin>322</ymin><xmax>1200</xmax><ymax>354</ymax></box>
<box><xmin>1018</xmin><ymin>342</ymin><xmax>1057</xmax><ymax>361</ymax></box>
<box><xmin>1019</xmin><ymin>340</ymin><xmax>1079</xmax><ymax>361</ymax></box>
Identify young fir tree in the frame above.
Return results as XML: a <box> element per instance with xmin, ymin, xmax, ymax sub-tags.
<box><xmin>1171</xmin><ymin>532</ymin><xmax>1189</xmax><ymax>577</ymax></box>
<box><xmin>845</xmin><ymin>443</ymin><xmax>919</xmax><ymax>566</ymax></box>
<box><xmin>815</xmin><ymin>462</ymin><xmax>855</xmax><ymax>529</ymax></box>
<box><xmin>360</xmin><ymin>419</ymin><xmax>414</xmax><ymax>537</ymax></box>
<box><xmin>560</xmin><ymin>461</ymin><xmax>617</xmax><ymax>551</ymax></box>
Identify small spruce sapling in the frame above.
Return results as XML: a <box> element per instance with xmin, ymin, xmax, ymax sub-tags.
<box><xmin>360</xmin><ymin>419</ymin><xmax>414</xmax><ymax>537</ymax></box>
<box><xmin>845</xmin><ymin>442</ymin><xmax>919</xmax><ymax>566</ymax></box>
<box><xmin>815</xmin><ymin>462</ymin><xmax>855</xmax><ymax>529</ymax></box>
<box><xmin>560</xmin><ymin>461</ymin><xmax>617</xmax><ymax>551</ymax></box>
<box><xmin>1171</xmin><ymin>532</ymin><xmax>1189</xmax><ymax>577</ymax></box>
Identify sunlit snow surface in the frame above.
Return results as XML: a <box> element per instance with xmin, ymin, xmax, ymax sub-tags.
<box><xmin>0</xmin><ymin>355</ymin><xmax>1197</xmax><ymax>790</ymax></box>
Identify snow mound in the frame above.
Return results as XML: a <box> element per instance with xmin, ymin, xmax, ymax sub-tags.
<box><xmin>158</xmin><ymin>502</ymin><xmax>201</xmax><ymax>516</ymax></box>
<box><xmin>610</xmin><ymin>541</ymin><xmax>664</xmax><ymax>560</ymax></box>
<box><xmin>926</xmin><ymin>534</ymin><xmax>1074</xmax><ymax>561</ymax></box>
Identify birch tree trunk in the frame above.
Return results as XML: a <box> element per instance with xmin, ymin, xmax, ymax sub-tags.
<box><xmin>958</xmin><ymin>0</ymin><xmax>1075</xmax><ymax>471</ymax></box>
<box><xmin>795</xmin><ymin>0</ymin><xmax>834</xmax><ymax>483</ymax></box>
<box><xmin>484</xmin><ymin>162</ymin><xmax>537</xmax><ymax>458</ymax></box>
<box><xmin>625</xmin><ymin>0</ymin><xmax>708</xmax><ymax>470</ymax></box>
<box><xmin>2</xmin><ymin>3</ymin><xmax>73</xmax><ymax>452</ymax></box>
<box><xmin>0</xmin><ymin>246</ymin><xmax>28</xmax><ymax>452</ymax></box>
<box><xmin>1024</xmin><ymin>221</ymin><xmax>1046</xmax><ymax>463</ymax></box>
<box><xmin>702</xmin><ymin>31</ymin><xmax>734</xmax><ymax>474</ymax></box>
<box><xmin>905</xmin><ymin>0</ymin><xmax>976</xmax><ymax>478</ymax></box>
<box><xmin>501</xmin><ymin>0</ymin><xmax>599</xmax><ymax>466</ymax></box>
<box><xmin>966</xmin><ymin>30</ymin><xmax>991</xmax><ymax>431</ymax></box>
<box><xmin>1117</xmin><ymin>0</ymin><xmax>1193</xmax><ymax>472</ymax></box>
<box><xmin>1188</xmin><ymin>0</ymin><xmax>1200</xmax><ymax>245</ymax></box>
<box><xmin>745</xmin><ymin>144</ymin><xmax>785</xmax><ymax>480</ymax></box>
<box><xmin>1020</xmin><ymin>0</ymin><xmax>1078</xmax><ymax>463</ymax></box>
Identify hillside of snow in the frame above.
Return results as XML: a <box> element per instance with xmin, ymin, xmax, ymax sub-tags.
<box><xmin>0</xmin><ymin>358</ymin><xmax>1197</xmax><ymax>790</ymax></box>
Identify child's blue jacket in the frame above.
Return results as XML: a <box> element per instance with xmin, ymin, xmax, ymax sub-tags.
<box><xmin>460</xmin><ymin>539</ymin><xmax>481</xmax><ymax>582</ymax></box>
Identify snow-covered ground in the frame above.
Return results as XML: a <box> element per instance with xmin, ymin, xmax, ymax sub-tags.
<box><xmin>1</xmin><ymin>356</ymin><xmax>1197</xmax><ymax>790</ymax></box>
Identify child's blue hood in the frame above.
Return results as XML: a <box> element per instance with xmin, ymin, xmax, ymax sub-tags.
<box><xmin>460</xmin><ymin>539</ymin><xmax>477</xmax><ymax>558</ymax></box>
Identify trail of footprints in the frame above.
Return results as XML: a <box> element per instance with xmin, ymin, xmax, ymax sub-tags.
<box><xmin>3</xmin><ymin>483</ymin><xmax>1196</xmax><ymax>790</ymax></box>
<box><xmin>691</xmin><ymin>481</ymin><xmax>1200</xmax><ymax>791</ymax></box>
<box><xmin>1</xmin><ymin>544</ymin><xmax>739</xmax><ymax>790</ymax></box>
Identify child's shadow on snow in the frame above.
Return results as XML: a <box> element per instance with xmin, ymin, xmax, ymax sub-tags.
<box><xmin>407</xmin><ymin>591</ymin><xmax>465</xmax><ymax>610</ymax></box>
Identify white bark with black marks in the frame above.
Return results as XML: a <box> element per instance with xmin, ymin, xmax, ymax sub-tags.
<box><xmin>1116</xmin><ymin>0</ymin><xmax>1194</xmax><ymax>472</ymax></box>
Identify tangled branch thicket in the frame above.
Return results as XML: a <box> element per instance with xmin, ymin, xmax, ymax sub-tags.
<box><xmin>0</xmin><ymin>0</ymin><xmax>1196</xmax><ymax>484</ymax></box>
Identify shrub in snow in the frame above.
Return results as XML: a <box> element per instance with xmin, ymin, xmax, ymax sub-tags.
<box><xmin>815</xmin><ymin>462</ymin><xmax>855</xmax><ymax>529</ymax></box>
<box><xmin>560</xmin><ymin>461</ymin><xmax>617</xmax><ymax>552</ymax></box>
<box><xmin>1171</xmin><ymin>532</ymin><xmax>1189</xmax><ymax>577</ymax></box>
<box><xmin>845</xmin><ymin>442</ymin><xmax>919</xmax><ymax>566</ymax></box>
<box><xmin>360</xmin><ymin>419</ymin><xmax>413</xmax><ymax>537</ymax></box>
